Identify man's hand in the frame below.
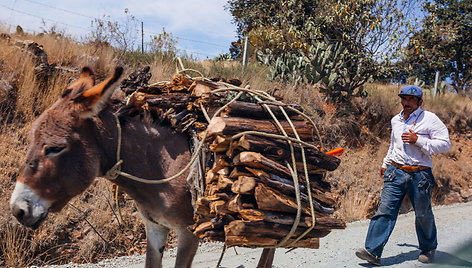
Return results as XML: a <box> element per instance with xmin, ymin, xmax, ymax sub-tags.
<box><xmin>401</xmin><ymin>129</ymin><xmax>418</xmax><ymax>144</ymax></box>
<box><xmin>380</xmin><ymin>167</ymin><xmax>386</xmax><ymax>178</ymax></box>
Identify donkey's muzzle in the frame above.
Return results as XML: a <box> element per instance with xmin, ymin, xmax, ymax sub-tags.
<box><xmin>10</xmin><ymin>182</ymin><xmax>49</xmax><ymax>229</ymax></box>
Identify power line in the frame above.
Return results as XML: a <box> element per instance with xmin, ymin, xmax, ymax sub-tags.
<box><xmin>143</xmin><ymin>30</ymin><xmax>228</xmax><ymax>48</ymax></box>
<box><xmin>0</xmin><ymin>1</ymin><xmax>230</xmax><ymax>58</ymax></box>
<box><xmin>14</xmin><ymin>0</ymin><xmax>229</xmax><ymax>49</ymax></box>
<box><xmin>176</xmin><ymin>46</ymin><xmax>219</xmax><ymax>58</ymax></box>
<box><xmin>22</xmin><ymin>0</ymin><xmax>94</xmax><ymax>19</ymax></box>
<box><xmin>0</xmin><ymin>3</ymin><xmax>89</xmax><ymax>32</ymax></box>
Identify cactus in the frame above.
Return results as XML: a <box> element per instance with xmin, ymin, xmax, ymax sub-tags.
<box><xmin>257</xmin><ymin>39</ymin><xmax>367</xmax><ymax>100</ymax></box>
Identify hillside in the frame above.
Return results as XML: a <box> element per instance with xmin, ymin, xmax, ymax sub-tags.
<box><xmin>0</xmin><ymin>31</ymin><xmax>471</xmax><ymax>266</ymax></box>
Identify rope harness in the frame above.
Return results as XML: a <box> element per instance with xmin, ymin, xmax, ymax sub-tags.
<box><xmin>103</xmin><ymin>60</ymin><xmax>325</xmax><ymax>255</ymax></box>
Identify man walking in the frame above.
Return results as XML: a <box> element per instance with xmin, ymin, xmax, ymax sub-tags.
<box><xmin>355</xmin><ymin>85</ymin><xmax>451</xmax><ymax>266</ymax></box>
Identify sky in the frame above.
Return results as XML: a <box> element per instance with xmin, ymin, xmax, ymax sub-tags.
<box><xmin>0</xmin><ymin>0</ymin><xmax>238</xmax><ymax>60</ymax></box>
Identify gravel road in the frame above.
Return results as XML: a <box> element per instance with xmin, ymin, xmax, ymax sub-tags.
<box><xmin>43</xmin><ymin>202</ymin><xmax>472</xmax><ymax>268</ymax></box>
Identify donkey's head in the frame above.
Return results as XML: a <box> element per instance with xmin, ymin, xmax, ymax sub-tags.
<box><xmin>10</xmin><ymin>66</ymin><xmax>123</xmax><ymax>229</ymax></box>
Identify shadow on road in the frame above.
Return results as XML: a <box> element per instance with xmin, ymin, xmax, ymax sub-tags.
<box><xmin>433</xmin><ymin>241</ymin><xmax>472</xmax><ymax>267</ymax></box>
<box><xmin>358</xmin><ymin>242</ymin><xmax>472</xmax><ymax>267</ymax></box>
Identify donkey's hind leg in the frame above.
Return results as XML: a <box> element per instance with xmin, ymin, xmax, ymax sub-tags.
<box><xmin>175</xmin><ymin>227</ymin><xmax>199</xmax><ymax>268</ymax></box>
<box><xmin>144</xmin><ymin>220</ymin><xmax>170</xmax><ymax>268</ymax></box>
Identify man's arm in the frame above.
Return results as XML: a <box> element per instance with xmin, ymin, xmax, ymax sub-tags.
<box><xmin>415</xmin><ymin>115</ymin><xmax>451</xmax><ymax>155</ymax></box>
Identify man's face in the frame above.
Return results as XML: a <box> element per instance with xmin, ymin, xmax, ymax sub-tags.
<box><xmin>400</xmin><ymin>95</ymin><xmax>423</xmax><ymax>115</ymax></box>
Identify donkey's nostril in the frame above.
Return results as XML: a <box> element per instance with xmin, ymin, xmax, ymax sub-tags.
<box><xmin>12</xmin><ymin>206</ymin><xmax>26</xmax><ymax>221</ymax></box>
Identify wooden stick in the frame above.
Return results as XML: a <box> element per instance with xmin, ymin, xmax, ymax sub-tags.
<box><xmin>233</xmin><ymin>152</ymin><xmax>291</xmax><ymax>178</ymax></box>
<box><xmin>223</xmin><ymin>101</ymin><xmax>303</xmax><ymax>119</ymax></box>
<box><xmin>246</xmin><ymin>168</ymin><xmax>335</xmax><ymax>211</ymax></box>
<box><xmin>238</xmin><ymin>209</ymin><xmax>346</xmax><ymax>229</ymax></box>
<box><xmin>206</xmin><ymin>117</ymin><xmax>314</xmax><ymax>140</ymax></box>
<box><xmin>225</xmin><ymin>220</ymin><xmax>331</xmax><ymax>239</ymax></box>
<box><xmin>238</xmin><ymin>135</ymin><xmax>340</xmax><ymax>171</ymax></box>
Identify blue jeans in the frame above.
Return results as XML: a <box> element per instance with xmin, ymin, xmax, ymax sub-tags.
<box><xmin>365</xmin><ymin>165</ymin><xmax>437</xmax><ymax>257</ymax></box>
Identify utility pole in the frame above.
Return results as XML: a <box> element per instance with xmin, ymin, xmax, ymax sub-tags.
<box><xmin>141</xmin><ymin>21</ymin><xmax>144</xmax><ymax>54</ymax></box>
<box><xmin>433</xmin><ymin>71</ymin><xmax>440</xmax><ymax>97</ymax></box>
<box><xmin>242</xmin><ymin>36</ymin><xmax>249</xmax><ymax>71</ymax></box>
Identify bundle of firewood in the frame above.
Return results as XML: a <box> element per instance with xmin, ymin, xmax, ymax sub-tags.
<box><xmin>121</xmin><ymin>68</ymin><xmax>345</xmax><ymax>249</ymax></box>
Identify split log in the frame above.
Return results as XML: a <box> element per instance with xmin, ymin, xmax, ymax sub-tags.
<box><xmin>225</xmin><ymin>220</ymin><xmax>331</xmax><ymax>239</ymax></box>
<box><xmin>206</xmin><ymin>154</ymin><xmax>232</xmax><ymax>184</ymax></box>
<box><xmin>169</xmin><ymin>73</ymin><xmax>194</xmax><ymax>91</ymax></box>
<box><xmin>238</xmin><ymin>209</ymin><xmax>346</xmax><ymax>229</ymax></box>
<box><xmin>201</xmin><ymin>230</ymin><xmax>225</xmax><ymax>241</ymax></box>
<box><xmin>189</xmin><ymin>80</ymin><xmax>220</xmax><ymax>97</ymax></box>
<box><xmin>223</xmin><ymin>101</ymin><xmax>303</xmax><ymax>119</ymax></box>
<box><xmin>231</xmin><ymin>176</ymin><xmax>256</xmax><ymax>195</ymax></box>
<box><xmin>193</xmin><ymin>217</ymin><xmax>225</xmax><ymax>238</ymax></box>
<box><xmin>195</xmin><ymin>194</ymin><xmax>230</xmax><ymax>216</ymax></box>
<box><xmin>206</xmin><ymin>117</ymin><xmax>314</xmax><ymax>141</ymax></box>
<box><xmin>209</xmin><ymin>136</ymin><xmax>231</xmax><ymax>153</ymax></box>
<box><xmin>233</xmin><ymin>152</ymin><xmax>291</xmax><ymax>178</ymax></box>
<box><xmin>246</xmin><ymin>168</ymin><xmax>335</xmax><ymax>208</ymax></box>
<box><xmin>216</xmin><ymin>175</ymin><xmax>234</xmax><ymax>192</ymax></box>
<box><xmin>237</xmin><ymin>135</ymin><xmax>340</xmax><ymax>171</ymax></box>
<box><xmin>224</xmin><ymin>234</ymin><xmax>319</xmax><ymax>249</ymax></box>
<box><xmin>217</xmin><ymin>167</ymin><xmax>231</xmax><ymax>177</ymax></box>
<box><xmin>229</xmin><ymin>167</ymin><xmax>253</xmax><ymax>179</ymax></box>
<box><xmin>254</xmin><ymin>183</ymin><xmax>310</xmax><ymax>215</ymax></box>
<box><xmin>254</xmin><ymin>183</ymin><xmax>333</xmax><ymax>216</ymax></box>
<box><xmin>209</xmin><ymin>200</ymin><xmax>232</xmax><ymax>215</ymax></box>
<box><xmin>227</xmin><ymin>194</ymin><xmax>243</xmax><ymax>213</ymax></box>
<box><xmin>137</xmin><ymin>92</ymin><xmax>194</xmax><ymax>109</ymax></box>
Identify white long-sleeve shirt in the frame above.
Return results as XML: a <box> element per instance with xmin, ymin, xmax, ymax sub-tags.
<box><xmin>382</xmin><ymin>107</ymin><xmax>451</xmax><ymax>169</ymax></box>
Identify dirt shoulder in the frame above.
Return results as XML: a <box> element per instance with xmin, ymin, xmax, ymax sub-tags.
<box><xmin>45</xmin><ymin>202</ymin><xmax>472</xmax><ymax>268</ymax></box>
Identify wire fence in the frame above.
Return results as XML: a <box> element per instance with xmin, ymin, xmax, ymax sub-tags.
<box><xmin>0</xmin><ymin>0</ymin><xmax>232</xmax><ymax>59</ymax></box>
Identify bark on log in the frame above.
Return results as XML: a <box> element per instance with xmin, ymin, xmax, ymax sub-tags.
<box><xmin>229</xmin><ymin>167</ymin><xmax>253</xmax><ymax>179</ymax></box>
<box><xmin>225</xmin><ymin>220</ymin><xmax>331</xmax><ymax>239</ymax></box>
<box><xmin>206</xmin><ymin>117</ymin><xmax>314</xmax><ymax>140</ymax></box>
<box><xmin>233</xmin><ymin>152</ymin><xmax>291</xmax><ymax>178</ymax></box>
<box><xmin>237</xmin><ymin>209</ymin><xmax>346</xmax><ymax>229</ymax></box>
<box><xmin>254</xmin><ymin>183</ymin><xmax>331</xmax><ymax>216</ymax></box>
<box><xmin>237</xmin><ymin>135</ymin><xmax>340</xmax><ymax>171</ymax></box>
<box><xmin>224</xmin><ymin>234</ymin><xmax>319</xmax><ymax>249</ymax></box>
<box><xmin>138</xmin><ymin>92</ymin><xmax>194</xmax><ymax>109</ymax></box>
<box><xmin>223</xmin><ymin>101</ymin><xmax>303</xmax><ymax>119</ymax></box>
<box><xmin>246</xmin><ymin>168</ymin><xmax>335</xmax><ymax>209</ymax></box>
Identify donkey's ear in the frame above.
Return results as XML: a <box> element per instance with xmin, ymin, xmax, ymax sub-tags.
<box><xmin>63</xmin><ymin>67</ymin><xmax>96</xmax><ymax>98</ymax></box>
<box><xmin>74</xmin><ymin>66</ymin><xmax>124</xmax><ymax>118</ymax></box>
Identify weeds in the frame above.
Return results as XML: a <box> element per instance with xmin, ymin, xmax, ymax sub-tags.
<box><xmin>0</xmin><ymin>29</ymin><xmax>471</xmax><ymax>266</ymax></box>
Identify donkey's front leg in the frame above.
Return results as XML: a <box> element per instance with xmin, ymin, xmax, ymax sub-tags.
<box><xmin>144</xmin><ymin>220</ymin><xmax>170</xmax><ymax>268</ymax></box>
<box><xmin>175</xmin><ymin>227</ymin><xmax>199</xmax><ymax>268</ymax></box>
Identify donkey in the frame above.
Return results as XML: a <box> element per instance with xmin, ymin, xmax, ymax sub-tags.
<box><xmin>9</xmin><ymin>66</ymin><xmax>200</xmax><ymax>267</ymax></box>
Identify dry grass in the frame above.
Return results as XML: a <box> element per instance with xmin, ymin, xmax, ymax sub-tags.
<box><xmin>0</xmin><ymin>29</ymin><xmax>471</xmax><ymax>265</ymax></box>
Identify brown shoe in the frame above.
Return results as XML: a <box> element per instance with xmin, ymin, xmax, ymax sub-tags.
<box><xmin>418</xmin><ymin>250</ymin><xmax>435</xmax><ymax>263</ymax></box>
<box><xmin>355</xmin><ymin>248</ymin><xmax>381</xmax><ymax>266</ymax></box>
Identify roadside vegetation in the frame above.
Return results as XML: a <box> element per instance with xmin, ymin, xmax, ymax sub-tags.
<box><xmin>1</xmin><ymin>0</ymin><xmax>471</xmax><ymax>266</ymax></box>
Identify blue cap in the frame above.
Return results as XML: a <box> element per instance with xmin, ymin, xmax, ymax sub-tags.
<box><xmin>398</xmin><ymin>85</ymin><xmax>423</xmax><ymax>99</ymax></box>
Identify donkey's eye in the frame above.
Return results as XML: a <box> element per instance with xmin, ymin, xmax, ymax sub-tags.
<box><xmin>44</xmin><ymin>146</ymin><xmax>66</xmax><ymax>157</ymax></box>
